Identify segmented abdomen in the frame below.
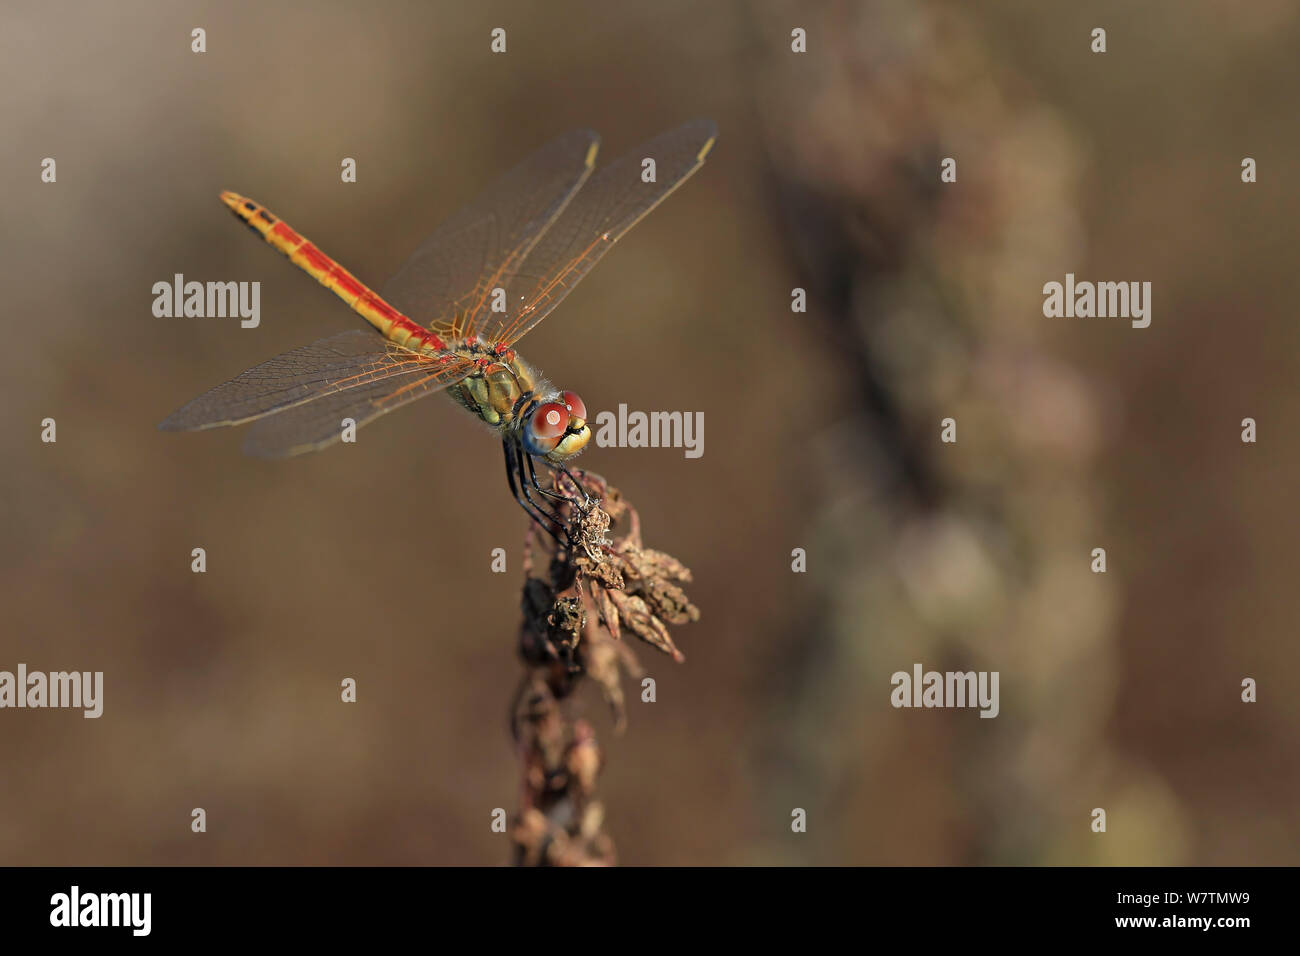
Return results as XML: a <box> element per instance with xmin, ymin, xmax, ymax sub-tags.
<box><xmin>219</xmin><ymin>191</ymin><xmax>447</xmax><ymax>354</ymax></box>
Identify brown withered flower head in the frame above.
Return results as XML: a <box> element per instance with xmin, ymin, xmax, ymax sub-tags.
<box><xmin>510</xmin><ymin>469</ymin><xmax>699</xmax><ymax>866</ymax></box>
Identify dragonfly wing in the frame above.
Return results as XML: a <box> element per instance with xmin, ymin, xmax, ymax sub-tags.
<box><xmin>240</xmin><ymin>357</ymin><xmax>473</xmax><ymax>458</ymax></box>
<box><xmin>159</xmin><ymin>330</ymin><xmax>447</xmax><ymax>431</ymax></box>
<box><xmin>470</xmin><ymin>119</ymin><xmax>718</xmax><ymax>346</ymax></box>
<box><xmin>379</xmin><ymin>129</ymin><xmax>600</xmax><ymax>335</ymax></box>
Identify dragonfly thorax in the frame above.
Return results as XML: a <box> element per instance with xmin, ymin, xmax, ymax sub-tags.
<box><xmin>445</xmin><ymin>341</ymin><xmax>590</xmax><ymax>465</ymax></box>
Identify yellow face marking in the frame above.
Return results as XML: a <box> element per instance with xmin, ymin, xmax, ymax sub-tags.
<box><xmin>548</xmin><ymin>421</ymin><xmax>591</xmax><ymax>462</ymax></box>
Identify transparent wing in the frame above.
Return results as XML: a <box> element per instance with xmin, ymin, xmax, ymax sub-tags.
<box><xmin>160</xmin><ymin>329</ymin><xmax>473</xmax><ymax>448</ymax></box>
<box><xmin>470</xmin><ymin>119</ymin><xmax>718</xmax><ymax>346</ymax></box>
<box><xmin>240</xmin><ymin>358</ymin><xmax>472</xmax><ymax>458</ymax></box>
<box><xmin>379</xmin><ymin>128</ymin><xmax>600</xmax><ymax>336</ymax></box>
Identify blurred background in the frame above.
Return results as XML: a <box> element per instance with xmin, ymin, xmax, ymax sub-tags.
<box><xmin>1</xmin><ymin>0</ymin><xmax>1297</xmax><ymax>864</ymax></box>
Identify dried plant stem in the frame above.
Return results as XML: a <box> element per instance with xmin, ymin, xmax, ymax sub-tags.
<box><xmin>509</xmin><ymin>470</ymin><xmax>698</xmax><ymax>866</ymax></box>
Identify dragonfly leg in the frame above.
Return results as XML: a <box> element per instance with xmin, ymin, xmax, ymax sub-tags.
<box><xmin>503</xmin><ymin>441</ymin><xmax>568</xmax><ymax>541</ymax></box>
<box><xmin>522</xmin><ymin>453</ymin><xmax>568</xmax><ymax>503</ymax></box>
<box><xmin>524</xmin><ymin>453</ymin><xmax>589</xmax><ymax>506</ymax></box>
<box><xmin>558</xmin><ymin>466</ymin><xmax>593</xmax><ymax>505</ymax></box>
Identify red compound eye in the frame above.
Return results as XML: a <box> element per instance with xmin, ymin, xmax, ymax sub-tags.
<box><xmin>561</xmin><ymin>391</ymin><xmax>587</xmax><ymax>420</ymax></box>
<box><xmin>530</xmin><ymin>402</ymin><xmax>570</xmax><ymax>439</ymax></box>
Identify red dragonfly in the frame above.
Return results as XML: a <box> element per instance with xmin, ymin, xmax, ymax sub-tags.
<box><xmin>161</xmin><ymin>121</ymin><xmax>717</xmax><ymax>537</ymax></box>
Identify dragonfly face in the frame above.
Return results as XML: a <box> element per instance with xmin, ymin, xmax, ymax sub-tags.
<box><xmin>521</xmin><ymin>391</ymin><xmax>590</xmax><ymax>464</ymax></box>
<box><xmin>161</xmin><ymin>121</ymin><xmax>717</xmax><ymax>536</ymax></box>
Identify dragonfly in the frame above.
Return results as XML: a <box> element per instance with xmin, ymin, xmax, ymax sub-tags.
<box><xmin>161</xmin><ymin>120</ymin><xmax>718</xmax><ymax>538</ymax></box>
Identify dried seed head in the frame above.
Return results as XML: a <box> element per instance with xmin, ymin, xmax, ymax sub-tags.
<box><xmin>511</xmin><ymin>468</ymin><xmax>699</xmax><ymax>866</ymax></box>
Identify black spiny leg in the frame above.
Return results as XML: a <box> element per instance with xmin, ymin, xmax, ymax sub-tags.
<box><xmin>503</xmin><ymin>440</ymin><xmax>555</xmax><ymax>531</ymax></box>
<box><xmin>523</xmin><ymin>452</ymin><xmax>590</xmax><ymax>507</ymax></box>
<box><xmin>503</xmin><ymin>440</ymin><xmax>567</xmax><ymax>542</ymax></box>
<box><xmin>512</xmin><ymin>444</ymin><xmax>569</xmax><ymax>526</ymax></box>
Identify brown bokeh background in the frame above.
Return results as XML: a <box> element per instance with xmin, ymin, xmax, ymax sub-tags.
<box><xmin>2</xmin><ymin>0</ymin><xmax>1297</xmax><ymax>864</ymax></box>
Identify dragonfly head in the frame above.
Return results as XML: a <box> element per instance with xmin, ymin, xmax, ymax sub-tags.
<box><xmin>522</xmin><ymin>390</ymin><xmax>590</xmax><ymax>464</ymax></box>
